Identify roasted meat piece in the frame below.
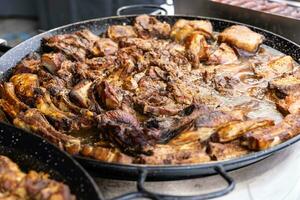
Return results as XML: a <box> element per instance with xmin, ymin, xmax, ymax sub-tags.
<box><xmin>97</xmin><ymin>110</ymin><xmax>159</xmax><ymax>154</ymax></box>
<box><xmin>218</xmin><ymin>25</ymin><xmax>264</xmax><ymax>53</ymax></box>
<box><xmin>93</xmin><ymin>38</ymin><xmax>118</xmax><ymax>56</ymax></box>
<box><xmin>12</xmin><ymin>53</ymin><xmax>41</xmax><ymax>75</ymax></box>
<box><xmin>242</xmin><ymin>113</ymin><xmax>300</xmax><ymax>150</ymax></box>
<box><xmin>134</xmin><ymin>15</ymin><xmax>171</xmax><ymax>39</ymax></box>
<box><xmin>107</xmin><ymin>25</ymin><xmax>137</xmax><ymax>41</ymax></box>
<box><xmin>185</xmin><ymin>32</ymin><xmax>208</xmax><ymax>67</ymax></box>
<box><xmin>41</xmin><ymin>52</ymin><xmax>67</xmax><ymax>74</ymax></box>
<box><xmin>269</xmin><ymin>75</ymin><xmax>300</xmax><ymax>98</ymax></box>
<box><xmin>43</xmin><ymin>29</ymin><xmax>117</xmax><ymax>60</ymax></box>
<box><xmin>13</xmin><ymin>109</ymin><xmax>80</xmax><ymax>154</ymax></box>
<box><xmin>69</xmin><ymin>80</ymin><xmax>93</xmax><ymax>108</ymax></box>
<box><xmin>81</xmin><ymin>145</ymin><xmax>132</xmax><ymax>164</ymax></box>
<box><xmin>267</xmin><ymin>56</ymin><xmax>294</xmax><ymax>75</ymax></box>
<box><xmin>96</xmin><ymin>80</ymin><xmax>123</xmax><ymax>110</ymax></box>
<box><xmin>35</xmin><ymin>88</ymin><xmax>81</xmax><ymax>132</ymax></box>
<box><xmin>207</xmin><ymin>43</ymin><xmax>238</xmax><ymax>65</ymax></box>
<box><xmin>0</xmin><ymin>156</ymin><xmax>76</xmax><ymax>200</ymax></box>
<box><xmin>145</xmin><ymin>104</ymin><xmax>210</xmax><ymax>143</ymax></box>
<box><xmin>214</xmin><ymin>119</ymin><xmax>274</xmax><ymax>142</ymax></box>
<box><xmin>136</xmin><ymin>141</ymin><xmax>211</xmax><ymax>165</ymax></box>
<box><xmin>9</xmin><ymin>73</ymin><xmax>39</xmax><ymax>106</ymax></box>
<box><xmin>0</xmin><ymin>83</ymin><xmax>28</xmax><ymax>119</ymax></box>
<box><xmin>171</xmin><ymin>19</ymin><xmax>213</xmax><ymax>42</ymax></box>
<box><xmin>254</xmin><ymin>56</ymin><xmax>295</xmax><ymax>79</ymax></box>
<box><xmin>276</xmin><ymin>93</ymin><xmax>300</xmax><ymax>115</ymax></box>
<box><xmin>208</xmin><ymin>141</ymin><xmax>250</xmax><ymax>161</ymax></box>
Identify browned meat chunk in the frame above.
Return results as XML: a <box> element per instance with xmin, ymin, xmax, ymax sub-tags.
<box><xmin>269</xmin><ymin>75</ymin><xmax>300</xmax><ymax>98</ymax></box>
<box><xmin>0</xmin><ymin>156</ymin><xmax>76</xmax><ymax>200</ymax></box>
<box><xmin>93</xmin><ymin>38</ymin><xmax>118</xmax><ymax>56</ymax></box>
<box><xmin>185</xmin><ymin>32</ymin><xmax>208</xmax><ymax>67</ymax></box>
<box><xmin>9</xmin><ymin>73</ymin><xmax>39</xmax><ymax>106</ymax></box>
<box><xmin>81</xmin><ymin>145</ymin><xmax>132</xmax><ymax>164</ymax></box>
<box><xmin>96</xmin><ymin>80</ymin><xmax>123</xmax><ymax>110</ymax></box>
<box><xmin>0</xmin><ymin>83</ymin><xmax>28</xmax><ymax>119</ymax></box>
<box><xmin>268</xmin><ymin>56</ymin><xmax>295</xmax><ymax>75</ymax></box>
<box><xmin>218</xmin><ymin>25</ymin><xmax>264</xmax><ymax>53</ymax></box>
<box><xmin>41</xmin><ymin>52</ymin><xmax>67</xmax><ymax>74</ymax></box>
<box><xmin>242</xmin><ymin>113</ymin><xmax>300</xmax><ymax>150</ymax></box>
<box><xmin>13</xmin><ymin>109</ymin><xmax>80</xmax><ymax>154</ymax></box>
<box><xmin>145</xmin><ymin>104</ymin><xmax>210</xmax><ymax>143</ymax></box>
<box><xmin>276</xmin><ymin>94</ymin><xmax>300</xmax><ymax>114</ymax></box>
<box><xmin>43</xmin><ymin>29</ymin><xmax>117</xmax><ymax>60</ymax></box>
<box><xmin>214</xmin><ymin>119</ymin><xmax>274</xmax><ymax>142</ymax></box>
<box><xmin>207</xmin><ymin>43</ymin><xmax>238</xmax><ymax>65</ymax></box>
<box><xmin>136</xmin><ymin>142</ymin><xmax>210</xmax><ymax>165</ymax></box>
<box><xmin>134</xmin><ymin>15</ymin><xmax>171</xmax><ymax>39</ymax></box>
<box><xmin>171</xmin><ymin>19</ymin><xmax>213</xmax><ymax>42</ymax></box>
<box><xmin>35</xmin><ymin>88</ymin><xmax>80</xmax><ymax>132</ymax></box>
<box><xmin>12</xmin><ymin>53</ymin><xmax>40</xmax><ymax>75</ymax></box>
<box><xmin>208</xmin><ymin>141</ymin><xmax>250</xmax><ymax>161</ymax></box>
<box><xmin>107</xmin><ymin>25</ymin><xmax>137</xmax><ymax>41</ymax></box>
<box><xmin>69</xmin><ymin>80</ymin><xmax>93</xmax><ymax>108</ymax></box>
<box><xmin>97</xmin><ymin>110</ymin><xmax>159</xmax><ymax>154</ymax></box>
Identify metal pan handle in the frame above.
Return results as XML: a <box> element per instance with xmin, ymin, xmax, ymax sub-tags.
<box><xmin>117</xmin><ymin>4</ymin><xmax>168</xmax><ymax>16</ymax></box>
<box><xmin>111</xmin><ymin>165</ymin><xmax>235</xmax><ymax>200</ymax></box>
<box><xmin>0</xmin><ymin>39</ymin><xmax>12</xmax><ymax>55</ymax></box>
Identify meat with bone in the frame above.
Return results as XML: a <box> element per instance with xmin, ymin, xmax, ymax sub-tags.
<box><xmin>9</xmin><ymin>73</ymin><xmax>39</xmax><ymax>106</ymax></box>
<box><xmin>0</xmin><ymin>155</ymin><xmax>76</xmax><ymax>200</ymax></box>
<box><xmin>242</xmin><ymin>113</ymin><xmax>300</xmax><ymax>150</ymax></box>
<box><xmin>13</xmin><ymin>109</ymin><xmax>81</xmax><ymax>154</ymax></box>
<box><xmin>214</xmin><ymin>119</ymin><xmax>274</xmax><ymax>142</ymax></box>
<box><xmin>218</xmin><ymin>25</ymin><xmax>265</xmax><ymax>53</ymax></box>
<box><xmin>0</xmin><ymin>82</ymin><xmax>28</xmax><ymax>119</ymax></box>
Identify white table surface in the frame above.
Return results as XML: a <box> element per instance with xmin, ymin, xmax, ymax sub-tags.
<box><xmin>96</xmin><ymin>142</ymin><xmax>300</xmax><ymax>200</ymax></box>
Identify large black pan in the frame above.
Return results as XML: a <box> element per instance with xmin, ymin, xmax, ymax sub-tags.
<box><xmin>1</xmin><ymin>13</ymin><xmax>300</xmax><ymax>200</ymax></box>
<box><xmin>0</xmin><ymin>122</ymin><xmax>102</xmax><ymax>200</ymax></box>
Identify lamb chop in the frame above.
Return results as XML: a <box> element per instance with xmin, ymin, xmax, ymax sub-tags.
<box><xmin>14</xmin><ymin>109</ymin><xmax>81</xmax><ymax>154</ymax></box>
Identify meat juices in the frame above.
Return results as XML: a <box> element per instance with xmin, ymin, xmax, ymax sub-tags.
<box><xmin>1</xmin><ymin>15</ymin><xmax>299</xmax><ymax>165</ymax></box>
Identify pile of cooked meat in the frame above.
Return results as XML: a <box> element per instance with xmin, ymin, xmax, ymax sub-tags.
<box><xmin>0</xmin><ymin>155</ymin><xmax>75</xmax><ymax>200</ymax></box>
<box><xmin>0</xmin><ymin>15</ymin><xmax>300</xmax><ymax>165</ymax></box>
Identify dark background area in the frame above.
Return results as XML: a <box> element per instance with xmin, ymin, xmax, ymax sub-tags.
<box><xmin>0</xmin><ymin>0</ymin><xmax>299</xmax><ymax>45</ymax></box>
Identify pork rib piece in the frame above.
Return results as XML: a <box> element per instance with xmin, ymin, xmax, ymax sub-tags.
<box><xmin>218</xmin><ymin>25</ymin><xmax>264</xmax><ymax>53</ymax></box>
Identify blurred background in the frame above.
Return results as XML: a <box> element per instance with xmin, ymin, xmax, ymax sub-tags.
<box><xmin>0</xmin><ymin>0</ymin><xmax>299</xmax><ymax>46</ymax></box>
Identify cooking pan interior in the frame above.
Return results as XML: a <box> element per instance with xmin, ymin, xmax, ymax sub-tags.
<box><xmin>0</xmin><ymin>122</ymin><xmax>102</xmax><ymax>200</ymax></box>
<box><xmin>0</xmin><ymin>15</ymin><xmax>300</xmax><ymax>181</ymax></box>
